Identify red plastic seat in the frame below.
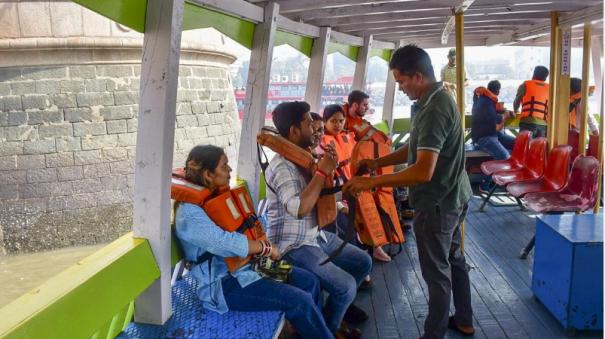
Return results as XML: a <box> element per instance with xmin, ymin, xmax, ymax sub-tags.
<box><xmin>587</xmin><ymin>134</ymin><xmax>599</xmax><ymax>157</ymax></box>
<box><xmin>568</xmin><ymin>129</ymin><xmax>580</xmax><ymax>160</ymax></box>
<box><xmin>480</xmin><ymin>130</ymin><xmax>531</xmax><ymax>175</ymax></box>
<box><xmin>506</xmin><ymin>145</ymin><xmax>572</xmax><ymax>198</ymax></box>
<box><xmin>506</xmin><ymin>145</ymin><xmax>571</xmax><ymax>198</ymax></box>
<box><xmin>524</xmin><ymin>156</ymin><xmax>600</xmax><ymax>213</ymax></box>
<box><xmin>492</xmin><ymin>137</ymin><xmax>547</xmax><ymax>187</ymax></box>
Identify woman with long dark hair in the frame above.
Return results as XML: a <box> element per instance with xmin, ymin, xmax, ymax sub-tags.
<box><xmin>175</xmin><ymin>144</ymin><xmax>333</xmax><ymax>339</ymax></box>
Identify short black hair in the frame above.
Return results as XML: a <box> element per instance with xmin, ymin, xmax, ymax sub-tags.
<box><xmin>272</xmin><ymin>101</ymin><xmax>311</xmax><ymax>138</ymax></box>
<box><xmin>347</xmin><ymin>90</ymin><xmax>369</xmax><ymax>105</ymax></box>
<box><xmin>487</xmin><ymin>80</ymin><xmax>501</xmax><ymax>94</ymax></box>
<box><xmin>532</xmin><ymin>66</ymin><xmax>549</xmax><ymax>81</ymax></box>
<box><xmin>570</xmin><ymin>77</ymin><xmax>582</xmax><ymax>94</ymax></box>
<box><xmin>310</xmin><ymin>112</ymin><xmax>322</xmax><ymax>121</ymax></box>
<box><xmin>322</xmin><ymin>104</ymin><xmax>345</xmax><ymax>121</ymax></box>
<box><xmin>389</xmin><ymin>44</ymin><xmax>435</xmax><ymax>80</ymax></box>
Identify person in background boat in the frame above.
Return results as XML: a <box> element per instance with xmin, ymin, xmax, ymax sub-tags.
<box><xmin>264</xmin><ymin>101</ymin><xmax>372</xmax><ymax>339</ymax></box>
<box><xmin>471</xmin><ymin>80</ymin><xmax>516</xmax><ymax>192</ymax></box>
<box><xmin>440</xmin><ymin>48</ymin><xmax>468</xmax><ymax>103</ymax></box>
<box><xmin>322</xmin><ymin>104</ymin><xmax>392</xmax><ymax>263</ymax></box>
<box><xmin>174</xmin><ymin>145</ymin><xmax>333</xmax><ymax>339</ymax></box>
<box><xmin>513</xmin><ymin>65</ymin><xmax>550</xmax><ymax>137</ymax></box>
<box><xmin>568</xmin><ymin>77</ymin><xmax>599</xmax><ymax>135</ymax></box>
<box><xmin>345</xmin><ymin>45</ymin><xmax>475</xmax><ymax>339</ymax></box>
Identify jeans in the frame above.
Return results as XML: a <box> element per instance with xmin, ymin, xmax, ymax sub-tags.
<box><xmin>519</xmin><ymin>122</ymin><xmax>547</xmax><ymax>138</ymax></box>
<box><xmin>223</xmin><ymin>266</ymin><xmax>333</xmax><ymax>339</ymax></box>
<box><xmin>413</xmin><ymin>205</ymin><xmax>473</xmax><ymax>339</ymax></box>
<box><xmin>476</xmin><ymin>131</ymin><xmax>516</xmax><ymax>161</ymax></box>
<box><xmin>285</xmin><ymin>231</ymin><xmax>373</xmax><ymax>331</ymax></box>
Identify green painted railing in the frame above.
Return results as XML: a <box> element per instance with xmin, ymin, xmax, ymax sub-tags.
<box><xmin>0</xmin><ymin>233</ymin><xmax>160</xmax><ymax>339</ymax></box>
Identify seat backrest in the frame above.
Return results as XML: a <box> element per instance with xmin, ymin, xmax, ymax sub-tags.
<box><xmin>524</xmin><ymin>137</ymin><xmax>547</xmax><ymax>176</ymax></box>
<box><xmin>543</xmin><ymin>145</ymin><xmax>572</xmax><ymax>189</ymax></box>
<box><xmin>587</xmin><ymin>134</ymin><xmax>599</xmax><ymax>157</ymax></box>
<box><xmin>564</xmin><ymin>156</ymin><xmax>600</xmax><ymax>209</ymax></box>
<box><xmin>567</xmin><ymin>129</ymin><xmax>580</xmax><ymax>160</ymax></box>
<box><xmin>511</xmin><ymin>130</ymin><xmax>532</xmax><ymax>164</ymax></box>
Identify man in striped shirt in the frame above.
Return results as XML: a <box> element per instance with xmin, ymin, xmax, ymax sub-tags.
<box><xmin>265</xmin><ymin>101</ymin><xmax>372</xmax><ymax>338</ymax></box>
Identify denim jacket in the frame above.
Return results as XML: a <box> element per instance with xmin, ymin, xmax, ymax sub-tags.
<box><xmin>175</xmin><ymin>202</ymin><xmax>262</xmax><ymax>314</ymax></box>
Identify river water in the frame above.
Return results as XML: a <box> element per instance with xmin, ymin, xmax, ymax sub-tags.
<box><xmin>0</xmin><ymin>244</ymin><xmax>105</xmax><ymax>308</ymax></box>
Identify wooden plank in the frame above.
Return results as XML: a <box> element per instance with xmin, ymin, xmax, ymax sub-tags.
<box><xmin>304</xmin><ymin>27</ymin><xmax>331</xmax><ymax>112</ymax></box>
<box><xmin>383</xmin><ymin>249</ymin><xmax>422</xmax><ymax>338</ymax></box>
<box><xmin>132</xmin><ymin>0</ymin><xmax>184</xmax><ymax>324</ymax></box>
<box><xmin>554</xmin><ymin>25</ymin><xmax>572</xmax><ymax>146</ymax></box>
<box><xmin>0</xmin><ymin>234</ymin><xmax>159</xmax><ymax>338</ymax></box>
<box><xmin>188</xmin><ymin>0</ymin><xmax>263</xmax><ymax>23</ymax></box>
<box><xmin>370</xmin><ymin>263</ymin><xmax>402</xmax><ymax>338</ymax></box>
<box><xmin>464</xmin><ymin>199</ymin><xmax>566</xmax><ymax>335</ymax></box>
<box><xmin>579</xmin><ymin>24</ymin><xmax>592</xmax><ymax>154</ymax></box>
<box><xmin>235</xmin><ymin>2</ymin><xmax>279</xmax><ymax>207</ymax></box>
<box><xmin>547</xmin><ymin>12</ymin><xmax>559</xmax><ymax>150</ymax></box>
<box><xmin>352</xmin><ymin>35</ymin><xmax>373</xmax><ymax>91</ymax></box>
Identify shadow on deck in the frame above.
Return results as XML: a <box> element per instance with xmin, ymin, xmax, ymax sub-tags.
<box><xmin>354</xmin><ymin>194</ymin><xmax>602</xmax><ymax>339</ymax></box>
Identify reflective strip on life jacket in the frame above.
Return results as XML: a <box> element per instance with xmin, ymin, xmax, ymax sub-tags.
<box><xmin>520</xmin><ymin>80</ymin><xmax>550</xmax><ymax>120</ymax></box>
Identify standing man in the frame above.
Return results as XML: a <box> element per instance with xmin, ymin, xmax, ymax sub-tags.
<box><xmin>344</xmin><ymin>45</ymin><xmax>474</xmax><ymax>339</ymax></box>
<box><xmin>441</xmin><ymin>48</ymin><xmax>468</xmax><ymax>103</ymax></box>
<box><xmin>513</xmin><ymin>65</ymin><xmax>550</xmax><ymax>137</ymax></box>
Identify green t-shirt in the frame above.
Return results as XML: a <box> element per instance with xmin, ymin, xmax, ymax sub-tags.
<box><xmin>408</xmin><ymin>82</ymin><xmax>472</xmax><ymax>212</ymax></box>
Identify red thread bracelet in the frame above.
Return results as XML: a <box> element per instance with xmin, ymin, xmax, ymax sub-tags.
<box><xmin>315</xmin><ymin>169</ymin><xmax>328</xmax><ymax>179</ymax></box>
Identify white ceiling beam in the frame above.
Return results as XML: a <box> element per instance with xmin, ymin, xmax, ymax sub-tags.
<box><xmin>305</xmin><ymin>27</ymin><xmax>331</xmax><ymax>112</ymax></box>
<box><xmin>442</xmin><ymin>0</ymin><xmax>476</xmax><ymax>45</ymax></box>
<box><xmin>276</xmin><ymin>15</ymin><xmax>320</xmax><ymax>37</ymax></box>
<box><xmin>486</xmin><ymin>4</ymin><xmax>604</xmax><ymax>45</ymax></box>
<box><xmin>372</xmin><ymin>40</ymin><xmax>395</xmax><ymax>50</ymax></box>
<box><xmin>309</xmin><ymin>9</ymin><xmax>552</xmax><ymax>27</ymax></box>
<box><xmin>189</xmin><ymin>0</ymin><xmax>264</xmax><ymax>22</ymax></box>
<box><xmin>338</xmin><ymin>18</ymin><xmax>544</xmax><ymax>33</ymax></box>
<box><xmin>288</xmin><ymin>0</ymin><xmax>591</xmax><ymax>21</ymax></box>
<box><xmin>330</xmin><ymin>30</ymin><xmax>364</xmax><ymax>46</ymax></box>
<box><xmin>414</xmin><ymin>36</ymin><xmax>489</xmax><ymax>48</ymax></box>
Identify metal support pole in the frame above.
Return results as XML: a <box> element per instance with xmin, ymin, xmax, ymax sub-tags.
<box><xmin>455</xmin><ymin>12</ymin><xmax>466</xmax><ymax>253</ymax></box>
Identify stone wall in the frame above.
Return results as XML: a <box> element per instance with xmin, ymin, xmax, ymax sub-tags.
<box><xmin>0</xmin><ymin>1</ymin><xmax>241</xmax><ymax>255</ymax></box>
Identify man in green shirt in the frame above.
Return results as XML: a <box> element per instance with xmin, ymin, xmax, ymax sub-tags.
<box><xmin>344</xmin><ymin>45</ymin><xmax>474</xmax><ymax>339</ymax></box>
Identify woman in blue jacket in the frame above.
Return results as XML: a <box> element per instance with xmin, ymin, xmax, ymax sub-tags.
<box><xmin>175</xmin><ymin>144</ymin><xmax>333</xmax><ymax>339</ymax></box>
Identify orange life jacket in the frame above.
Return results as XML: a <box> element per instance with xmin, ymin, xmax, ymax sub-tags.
<box><xmin>569</xmin><ymin>92</ymin><xmax>582</xmax><ymax>130</ymax></box>
<box><xmin>321</xmin><ymin>131</ymin><xmax>356</xmax><ymax>180</ymax></box>
<box><xmin>171</xmin><ymin>169</ymin><xmax>266</xmax><ymax>272</ymax></box>
<box><xmin>520</xmin><ymin>80</ymin><xmax>550</xmax><ymax>120</ymax></box>
<box><xmin>474</xmin><ymin>86</ymin><xmax>505</xmax><ymax>113</ymax></box>
<box><xmin>257</xmin><ymin>127</ymin><xmax>337</xmax><ymax>227</ymax></box>
<box><xmin>350</xmin><ymin>140</ymin><xmax>405</xmax><ymax>247</ymax></box>
<box><xmin>343</xmin><ymin>103</ymin><xmax>392</xmax><ymax>145</ymax></box>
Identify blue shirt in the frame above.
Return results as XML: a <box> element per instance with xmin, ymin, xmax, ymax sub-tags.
<box><xmin>175</xmin><ymin>202</ymin><xmax>262</xmax><ymax>314</ymax></box>
<box><xmin>470</xmin><ymin>95</ymin><xmax>502</xmax><ymax>143</ymax></box>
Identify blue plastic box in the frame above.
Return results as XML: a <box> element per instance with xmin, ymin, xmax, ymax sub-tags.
<box><xmin>532</xmin><ymin>214</ymin><xmax>603</xmax><ymax>332</ymax></box>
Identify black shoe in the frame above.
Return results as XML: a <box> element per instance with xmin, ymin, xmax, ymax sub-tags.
<box><xmin>344</xmin><ymin>303</ymin><xmax>368</xmax><ymax>324</ymax></box>
<box><xmin>448</xmin><ymin>316</ymin><xmax>475</xmax><ymax>336</ymax></box>
<box><xmin>358</xmin><ymin>278</ymin><xmax>374</xmax><ymax>291</ymax></box>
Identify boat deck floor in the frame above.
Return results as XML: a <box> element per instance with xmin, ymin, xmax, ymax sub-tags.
<box><xmin>354</xmin><ymin>194</ymin><xmax>601</xmax><ymax>339</ymax></box>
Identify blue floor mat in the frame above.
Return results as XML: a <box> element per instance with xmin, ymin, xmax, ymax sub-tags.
<box><xmin>118</xmin><ymin>275</ymin><xmax>284</xmax><ymax>339</ymax></box>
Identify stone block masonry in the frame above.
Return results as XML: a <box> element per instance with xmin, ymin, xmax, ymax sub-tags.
<box><xmin>0</xmin><ymin>61</ymin><xmax>241</xmax><ymax>254</ymax></box>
